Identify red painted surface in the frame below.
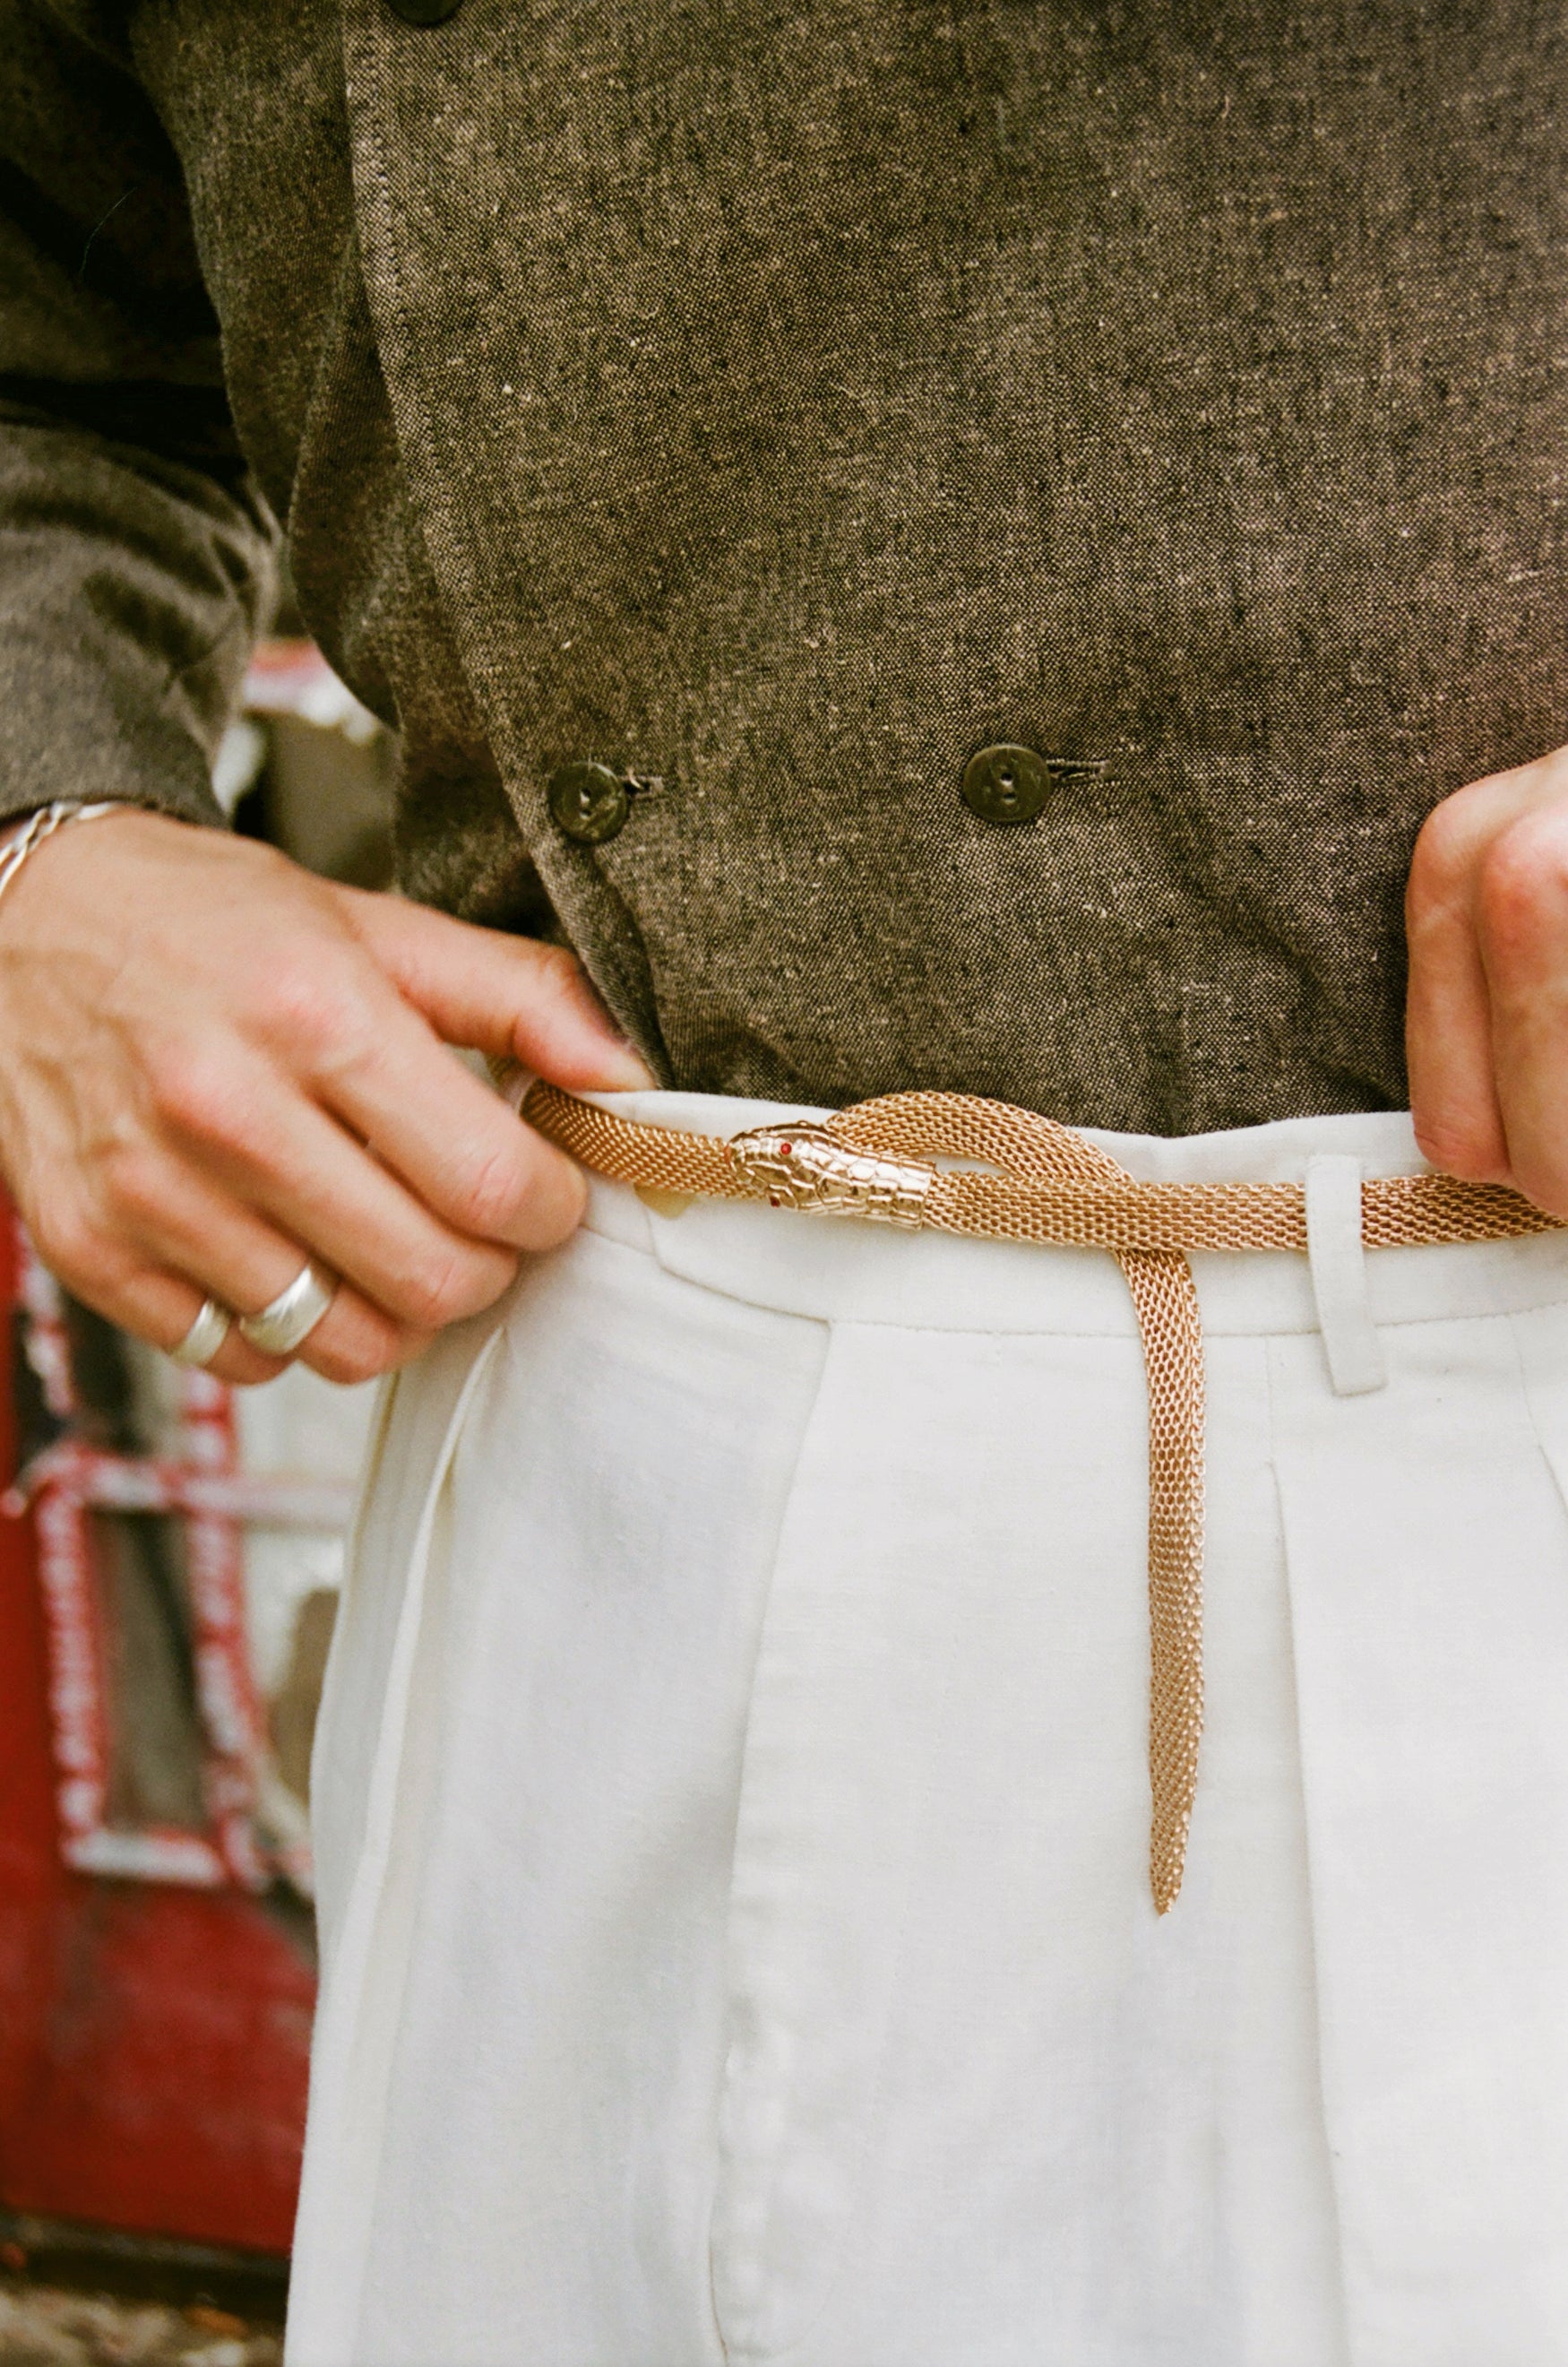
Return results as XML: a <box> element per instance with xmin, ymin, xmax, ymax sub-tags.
<box><xmin>0</xmin><ymin>1205</ymin><xmax>314</xmax><ymax>2254</ymax></box>
<box><xmin>0</xmin><ymin>1884</ymin><xmax>312</xmax><ymax>2249</ymax></box>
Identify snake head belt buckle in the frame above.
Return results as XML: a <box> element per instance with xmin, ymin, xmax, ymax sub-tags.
<box><xmin>728</xmin><ymin>1123</ymin><xmax>935</xmax><ymax>1229</ymax></box>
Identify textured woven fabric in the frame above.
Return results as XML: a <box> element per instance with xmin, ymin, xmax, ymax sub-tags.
<box><xmin>525</xmin><ymin>1077</ymin><xmax>1560</xmax><ymax>1907</ymax></box>
<box><xmin>289</xmin><ymin>1093</ymin><xmax>1568</xmax><ymax>2365</ymax></box>
<box><xmin>5</xmin><ymin>5</ymin><xmax>1568</xmax><ymax>1127</ymax></box>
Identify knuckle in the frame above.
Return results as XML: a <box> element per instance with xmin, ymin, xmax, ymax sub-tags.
<box><xmin>305</xmin><ymin>1301</ymin><xmax>417</xmax><ymax>1385</ymax></box>
<box><xmin>255</xmin><ymin>957</ymin><xmax>375</xmax><ymax>1072</ymax></box>
<box><xmin>396</xmin><ymin>1246</ymin><xmax>504</xmax><ymax>1331</ymax></box>
<box><xmin>1410</xmin><ymin>1113</ymin><xmax>1503</xmax><ymax>1184</ymax></box>
<box><xmin>307</xmin><ymin>1337</ymin><xmax>395</xmax><ymax>1386</ymax></box>
<box><xmin>1476</xmin><ymin>816</ymin><xmax>1568</xmax><ymax>954</ymax></box>
<box><xmin>1409</xmin><ymin>786</ymin><xmax>1490</xmax><ymax>905</ymax></box>
<box><xmin>514</xmin><ymin>1145</ymin><xmax>589</xmax><ymax>1247</ymax></box>
<box><xmin>31</xmin><ymin>1200</ymin><xmax>109</xmax><ymax>1284</ymax></box>
<box><xmin>97</xmin><ymin>1140</ymin><xmax>168</xmax><ymax>1227</ymax></box>
<box><xmin>1409</xmin><ymin>800</ymin><xmax>1466</xmax><ymax>899</ymax></box>
<box><xmin>451</xmin><ymin>1139</ymin><xmax>528</xmax><ymax>1239</ymax></box>
<box><xmin>398</xmin><ymin>1258</ymin><xmax>470</xmax><ymax>1330</ymax></box>
<box><xmin>532</xmin><ymin>941</ymin><xmax>584</xmax><ymax>997</ymax></box>
<box><xmin>148</xmin><ymin>1045</ymin><xmax>249</xmax><ymax>1145</ymax></box>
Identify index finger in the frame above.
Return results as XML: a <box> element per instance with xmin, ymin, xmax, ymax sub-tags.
<box><xmin>335</xmin><ymin>890</ymin><xmax>656</xmax><ymax>1090</ymax></box>
<box><xmin>307</xmin><ymin>989</ymin><xmax>591</xmax><ymax>1250</ymax></box>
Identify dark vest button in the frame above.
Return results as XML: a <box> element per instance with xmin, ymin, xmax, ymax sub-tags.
<box><xmin>384</xmin><ymin>0</ymin><xmax>461</xmax><ymax>22</ymax></box>
<box><xmin>547</xmin><ymin>761</ymin><xmax>631</xmax><ymax>846</ymax></box>
<box><xmin>961</xmin><ymin>744</ymin><xmax>1054</xmax><ymax>826</ymax></box>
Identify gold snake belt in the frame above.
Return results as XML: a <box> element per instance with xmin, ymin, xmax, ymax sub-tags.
<box><xmin>523</xmin><ymin>1079</ymin><xmax>1560</xmax><ymax>1913</ymax></box>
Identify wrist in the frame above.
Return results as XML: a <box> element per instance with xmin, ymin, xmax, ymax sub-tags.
<box><xmin>0</xmin><ymin>801</ymin><xmax>132</xmax><ymax>912</ymax></box>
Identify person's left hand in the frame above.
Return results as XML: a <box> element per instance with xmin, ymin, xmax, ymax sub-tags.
<box><xmin>1407</xmin><ymin>743</ymin><xmax>1568</xmax><ymax>1216</ymax></box>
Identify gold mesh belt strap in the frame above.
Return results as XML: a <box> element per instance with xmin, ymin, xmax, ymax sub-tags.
<box><xmin>524</xmin><ymin>1081</ymin><xmax>1559</xmax><ymax>1913</ymax></box>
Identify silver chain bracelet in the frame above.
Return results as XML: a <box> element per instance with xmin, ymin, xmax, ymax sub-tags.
<box><xmin>0</xmin><ymin>801</ymin><xmax>123</xmax><ymax>911</ymax></box>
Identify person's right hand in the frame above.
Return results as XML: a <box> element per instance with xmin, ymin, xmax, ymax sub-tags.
<box><xmin>0</xmin><ymin>808</ymin><xmax>652</xmax><ymax>1386</ymax></box>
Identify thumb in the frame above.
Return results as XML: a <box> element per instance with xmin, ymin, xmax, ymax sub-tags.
<box><xmin>337</xmin><ymin>888</ymin><xmax>656</xmax><ymax>1090</ymax></box>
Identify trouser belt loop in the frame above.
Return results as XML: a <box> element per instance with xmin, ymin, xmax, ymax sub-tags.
<box><xmin>1305</xmin><ymin>1153</ymin><xmax>1389</xmax><ymax>1397</ymax></box>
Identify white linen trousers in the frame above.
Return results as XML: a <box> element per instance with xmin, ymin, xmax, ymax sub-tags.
<box><xmin>285</xmin><ymin>1092</ymin><xmax>1568</xmax><ymax>2367</ymax></box>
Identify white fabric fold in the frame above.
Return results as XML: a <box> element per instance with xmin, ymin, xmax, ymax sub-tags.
<box><xmin>1272</xmin><ymin>1309</ymin><xmax>1568</xmax><ymax>2365</ymax></box>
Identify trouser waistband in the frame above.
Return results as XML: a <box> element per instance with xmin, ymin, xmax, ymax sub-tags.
<box><xmin>524</xmin><ymin>1080</ymin><xmax>1559</xmax><ymax>1915</ymax></box>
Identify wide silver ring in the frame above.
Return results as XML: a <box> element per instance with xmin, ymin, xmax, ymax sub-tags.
<box><xmin>237</xmin><ymin>1261</ymin><xmax>339</xmax><ymax>1358</ymax></box>
<box><xmin>169</xmin><ymin>1298</ymin><xmax>233</xmax><ymax>1369</ymax></box>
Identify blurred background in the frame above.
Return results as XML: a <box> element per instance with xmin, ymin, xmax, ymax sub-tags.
<box><xmin>0</xmin><ymin>639</ymin><xmax>398</xmax><ymax>2364</ymax></box>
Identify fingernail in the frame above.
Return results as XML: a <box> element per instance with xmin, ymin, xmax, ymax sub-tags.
<box><xmin>599</xmin><ymin>1037</ymin><xmax>657</xmax><ymax>1090</ymax></box>
<box><xmin>554</xmin><ymin>962</ymin><xmax>657</xmax><ymax>1087</ymax></box>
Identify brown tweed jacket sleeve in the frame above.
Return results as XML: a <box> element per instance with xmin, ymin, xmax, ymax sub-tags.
<box><xmin>0</xmin><ymin>0</ymin><xmax>277</xmax><ymax>832</ymax></box>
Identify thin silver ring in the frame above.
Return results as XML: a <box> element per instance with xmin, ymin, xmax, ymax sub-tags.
<box><xmin>169</xmin><ymin>1298</ymin><xmax>233</xmax><ymax>1369</ymax></box>
<box><xmin>237</xmin><ymin>1261</ymin><xmax>339</xmax><ymax>1358</ymax></box>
